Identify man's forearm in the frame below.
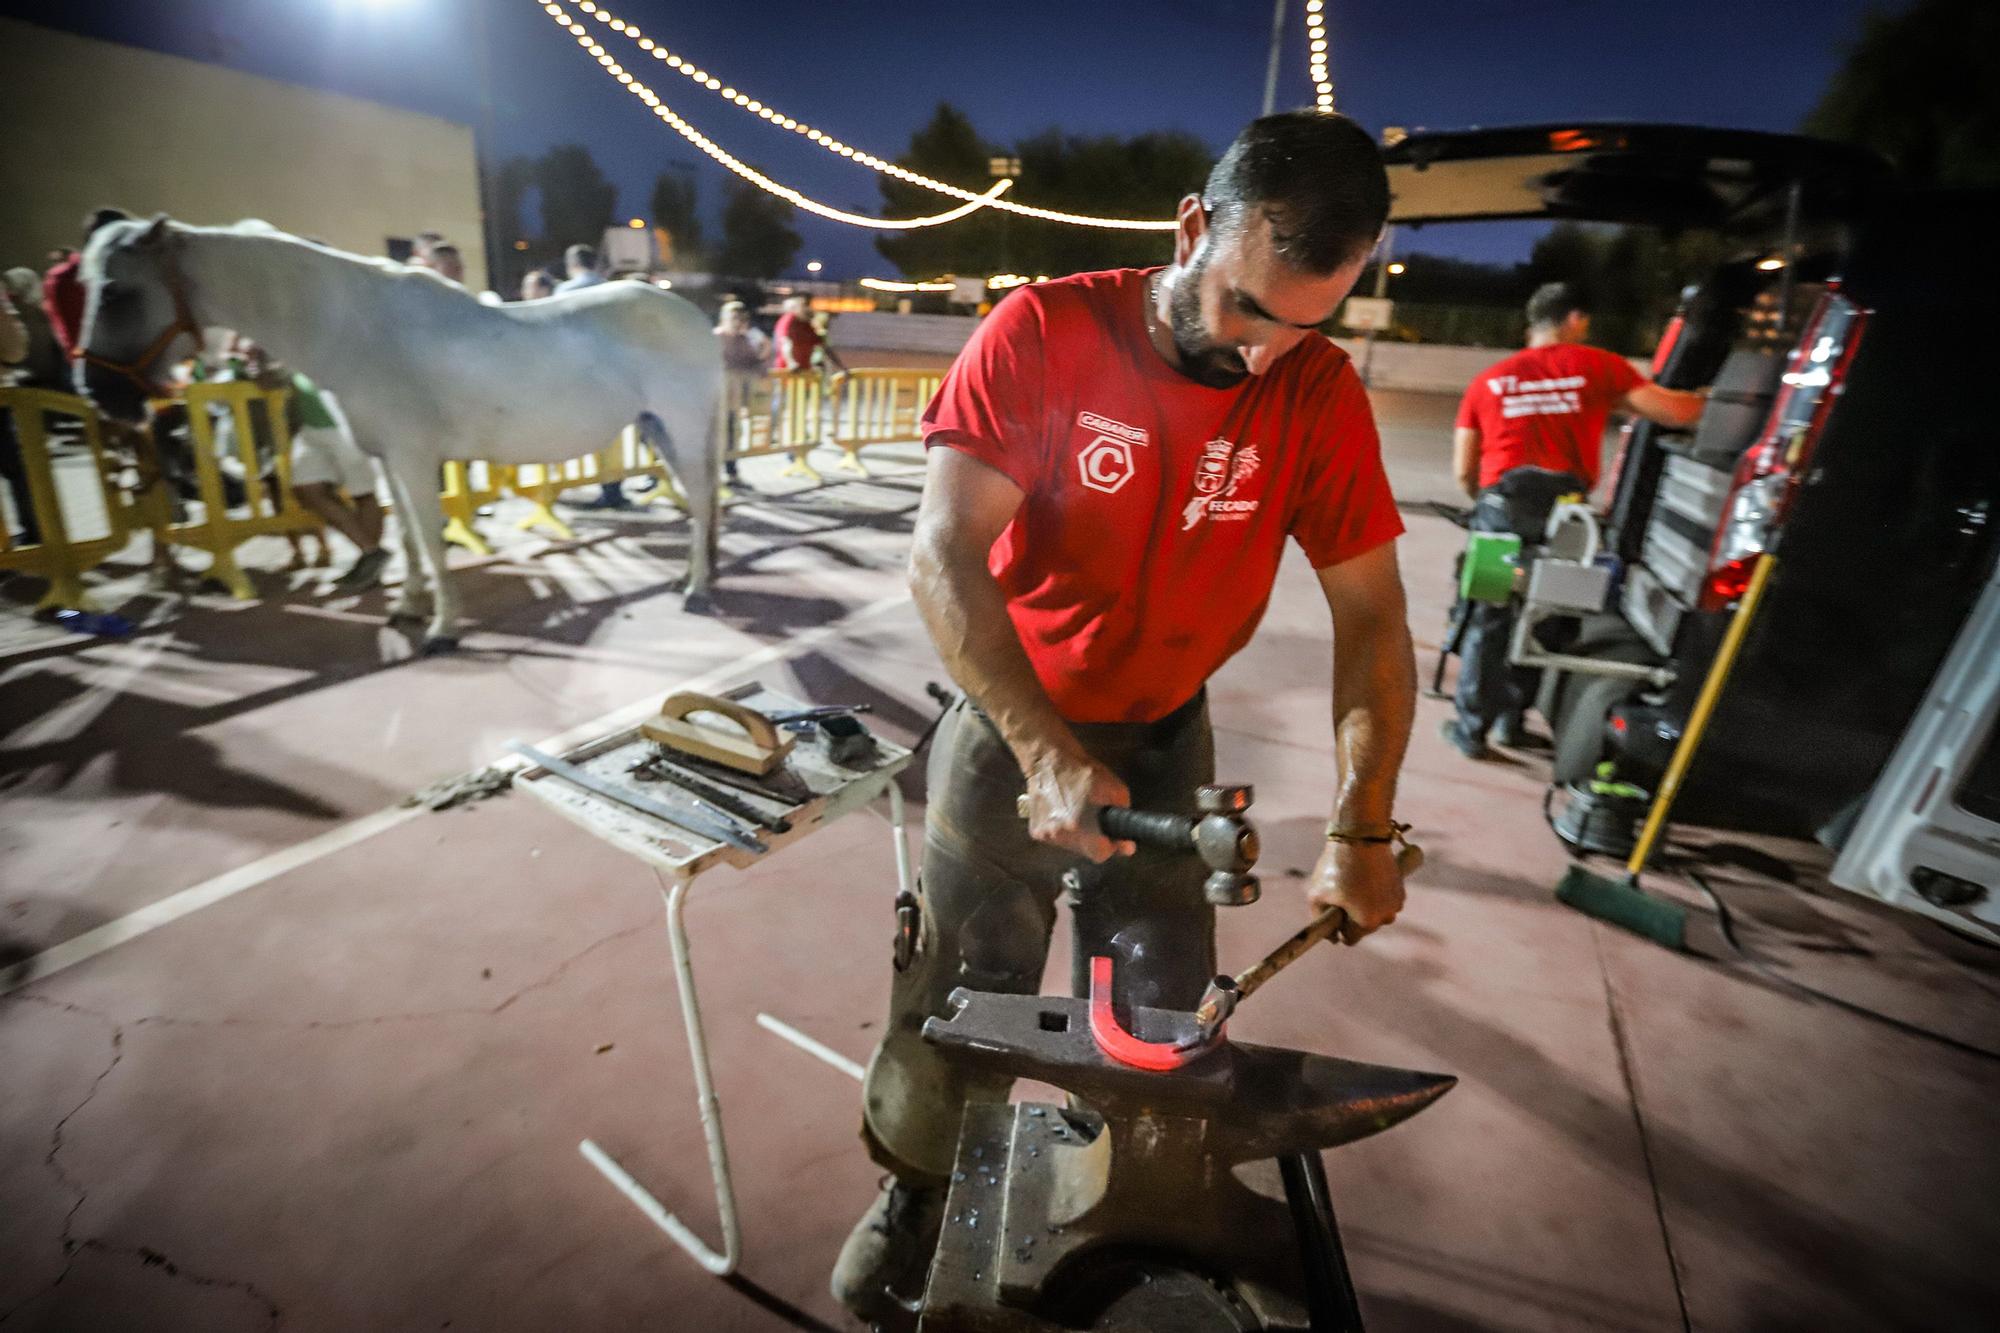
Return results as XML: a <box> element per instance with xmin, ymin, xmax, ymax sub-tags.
<box><xmin>1329</xmin><ymin>612</ymin><xmax>1417</xmax><ymax>827</ymax></box>
<box><xmin>909</xmin><ymin>527</ymin><xmax>1079</xmax><ymax>771</ymax></box>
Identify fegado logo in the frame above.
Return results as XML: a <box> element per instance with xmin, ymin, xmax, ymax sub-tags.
<box><xmin>1075</xmin><ymin>411</ymin><xmax>1147</xmax><ymax>495</ymax></box>
<box><xmin>1182</xmin><ymin>439</ymin><xmax>1262</xmax><ymax>530</ymax></box>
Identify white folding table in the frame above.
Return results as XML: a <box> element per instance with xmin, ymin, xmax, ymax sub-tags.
<box><xmin>512</xmin><ymin>681</ymin><xmax>915</xmax><ymax>1276</ymax></box>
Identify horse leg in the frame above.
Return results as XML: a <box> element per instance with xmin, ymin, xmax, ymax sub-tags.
<box><xmin>389</xmin><ymin>456</ymin><xmax>460</xmax><ymax>652</ymax></box>
<box><xmin>643</xmin><ymin>403</ymin><xmax>720</xmax><ymax>611</ymax></box>
<box><xmin>375</xmin><ymin>455</ymin><xmax>430</xmax><ymax>623</ymax></box>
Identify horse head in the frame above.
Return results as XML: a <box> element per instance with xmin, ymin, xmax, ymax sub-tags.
<box><xmin>77</xmin><ymin>214</ymin><xmax>203</xmax><ymax>423</ymax></box>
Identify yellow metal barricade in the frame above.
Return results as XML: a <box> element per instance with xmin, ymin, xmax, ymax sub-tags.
<box><xmin>722</xmin><ymin>371</ymin><xmax>828</xmax><ymax>482</ymax></box>
<box><xmin>440</xmin><ymin>459</ymin><xmax>511</xmax><ymax>554</ymax></box>
<box><xmin>829</xmin><ymin>369</ymin><xmax>941</xmax><ymax>476</ymax></box>
<box><xmin>0</xmin><ymin>387</ymin><xmax>137</xmax><ymax>613</ymax></box>
<box><xmin>172</xmin><ymin>380</ymin><xmax>319</xmax><ymax>599</ymax></box>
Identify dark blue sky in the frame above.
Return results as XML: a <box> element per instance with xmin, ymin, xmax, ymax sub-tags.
<box><xmin>5</xmin><ymin>0</ymin><xmax>1898</xmax><ymax>278</ymax></box>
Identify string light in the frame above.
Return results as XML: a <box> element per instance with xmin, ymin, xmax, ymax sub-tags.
<box><xmin>1304</xmin><ymin>0</ymin><xmax>1334</xmax><ymax>111</ymax></box>
<box><xmin>545</xmin><ymin>0</ymin><xmax>1177</xmax><ymax>232</ymax></box>
<box><xmin>859</xmin><ymin>277</ymin><xmax>957</xmax><ymax>293</ymax></box>
<box><xmin>538</xmin><ymin>2</ymin><xmax>1009</xmax><ymax>229</ymax></box>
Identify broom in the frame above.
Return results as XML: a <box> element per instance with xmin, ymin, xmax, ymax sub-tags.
<box><xmin>1555</xmin><ymin>554</ymin><xmax>1778</xmax><ymax>949</ymax></box>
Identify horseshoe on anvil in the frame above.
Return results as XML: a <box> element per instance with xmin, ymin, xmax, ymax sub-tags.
<box><xmin>1086</xmin><ymin>955</ymin><xmax>1218</xmax><ymax>1071</ymax></box>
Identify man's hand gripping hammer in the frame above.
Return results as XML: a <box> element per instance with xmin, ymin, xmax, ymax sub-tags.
<box><xmin>1016</xmin><ymin>784</ymin><xmax>1262</xmax><ymax>906</ymax></box>
<box><xmin>1180</xmin><ymin>835</ymin><xmax>1425</xmax><ymax>1052</ymax></box>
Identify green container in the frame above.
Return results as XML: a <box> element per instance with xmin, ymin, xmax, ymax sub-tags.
<box><xmin>1459</xmin><ymin>532</ymin><xmax>1521</xmax><ymax>604</ymax></box>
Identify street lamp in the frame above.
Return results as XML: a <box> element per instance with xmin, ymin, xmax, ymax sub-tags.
<box><xmin>806</xmin><ymin>260</ymin><xmax>823</xmax><ymax>274</ymax></box>
<box><xmin>1386</xmin><ymin>261</ymin><xmax>1406</xmax><ymax>276</ymax></box>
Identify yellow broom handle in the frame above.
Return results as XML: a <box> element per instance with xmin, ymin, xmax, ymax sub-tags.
<box><xmin>1626</xmin><ymin>555</ymin><xmax>1778</xmax><ymax>876</ymax></box>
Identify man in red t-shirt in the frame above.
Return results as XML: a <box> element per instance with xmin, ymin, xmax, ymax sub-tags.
<box><xmin>43</xmin><ymin>208</ymin><xmax>133</xmax><ymax>364</ymax></box>
<box><xmin>834</xmin><ymin>112</ymin><xmax>1417</xmax><ymax>1318</ymax></box>
<box><xmin>1443</xmin><ymin>282</ymin><xmax>1704</xmax><ymax>757</ymax></box>
<box><xmin>771</xmin><ymin>295</ymin><xmax>821</xmax><ymax>371</ymax></box>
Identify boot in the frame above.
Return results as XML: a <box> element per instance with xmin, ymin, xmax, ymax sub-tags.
<box><xmin>831</xmin><ymin>1175</ymin><xmax>944</xmax><ymax>1322</ymax></box>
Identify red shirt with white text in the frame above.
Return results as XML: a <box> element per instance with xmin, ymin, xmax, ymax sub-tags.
<box><xmin>923</xmin><ymin>267</ymin><xmax>1402</xmax><ymax>724</ymax></box>
<box><xmin>1455</xmin><ymin>342</ymin><xmax>1643</xmax><ymax>489</ymax></box>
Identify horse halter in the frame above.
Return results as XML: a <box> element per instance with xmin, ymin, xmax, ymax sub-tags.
<box><xmin>77</xmin><ymin>239</ymin><xmax>204</xmax><ymax>396</ymax></box>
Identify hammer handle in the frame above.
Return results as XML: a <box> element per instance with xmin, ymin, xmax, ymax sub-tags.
<box><xmin>1233</xmin><ymin>844</ymin><xmax>1424</xmax><ymax>1001</ymax></box>
<box><xmin>1098</xmin><ymin>805</ymin><xmax>1194</xmax><ymax>851</ymax></box>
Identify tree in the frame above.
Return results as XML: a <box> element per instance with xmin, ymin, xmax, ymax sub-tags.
<box><xmin>650</xmin><ymin>169</ymin><xmax>705</xmax><ymax>268</ymax></box>
<box><xmin>876</xmin><ymin>104</ymin><xmax>1212</xmax><ymax>280</ymax></box>
<box><xmin>1805</xmin><ymin>0</ymin><xmax>2000</xmax><ymax>187</ymax></box>
<box><xmin>489</xmin><ymin>155</ymin><xmax>539</xmax><ymax>290</ymax></box>
<box><xmin>715</xmin><ymin>175</ymin><xmax>801</xmax><ymax>279</ymax></box>
<box><xmin>534</xmin><ymin>144</ymin><xmax>616</xmax><ymax>249</ymax></box>
<box><xmin>877</xmin><ymin>104</ymin><xmax>1005</xmax><ymax>278</ymax></box>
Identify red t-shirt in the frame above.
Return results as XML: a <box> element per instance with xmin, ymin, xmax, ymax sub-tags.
<box><xmin>922</xmin><ymin>267</ymin><xmax>1403</xmax><ymax>724</ymax></box>
<box><xmin>42</xmin><ymin>254</ymin><xmax>86</xmax><ymax>359</ymax></box>
<box><xmin>1455</xmin><ymin>343</ymin><xmax>1644</xmax><ymax>489</ymax></box>
<box><xmin>772</xmin><ymin>312</ymin><xmax>819</xmax><ymax>370</ymax></box>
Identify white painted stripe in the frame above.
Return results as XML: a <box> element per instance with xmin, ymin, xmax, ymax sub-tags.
<box><xmin>755</xmin><ymin>1012</ymin><xmax>866</xmax><ymax>1082</ymax></box>
<box><xmin>1</xmin><ymin>589</ymin><xmax>914</xmax><ymax>996</ymax></box>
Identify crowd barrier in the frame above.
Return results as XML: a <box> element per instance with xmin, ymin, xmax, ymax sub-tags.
<box><xmin>1</xmin><ymin>368</ymin><xmax>943</xmax><ymax>611</ymax></box>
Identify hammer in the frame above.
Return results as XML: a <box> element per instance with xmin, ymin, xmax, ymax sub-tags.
<box><xmin>1179</xmin><ymin>839</ymin><xmax>1425</xmax><ymax>1051</ymax></box>
<box><xmin>1017</xmin><ymin>784</ymin><xmax>1262</xmax><ymax>906</ymax></box>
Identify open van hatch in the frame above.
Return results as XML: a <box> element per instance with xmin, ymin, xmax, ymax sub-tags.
<box><xmin>1383</xmin><ymin>123</ymin><xmax>1886</xmax><ymax>232</ymax></box>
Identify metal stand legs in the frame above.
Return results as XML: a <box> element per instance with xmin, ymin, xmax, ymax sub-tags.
<box><xmin>580</xmin><ymin>781</ymin><xmax>916</xmax><ymax>1277</ymax></box>
<box><xmin>580</xmin><ymin>877</ymin><xmax>742</xmax><ymax>1274</ymax></box>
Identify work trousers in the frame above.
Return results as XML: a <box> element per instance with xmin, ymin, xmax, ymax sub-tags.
<box><xmin>1453</xmin><ymin>468</ymin><xmax>1584</xmax><ymax>735</ymax></box>
<box><xmin>860</xmin><ymin>693</ymin><xmax>1216</xmax><ymax>1182</ymax></box>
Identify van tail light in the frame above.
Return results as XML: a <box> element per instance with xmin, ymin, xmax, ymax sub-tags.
<box><xmin>1700</xmin><ymin>293</ymin><xmax>1866</xmax><ymax>612</ymax></box>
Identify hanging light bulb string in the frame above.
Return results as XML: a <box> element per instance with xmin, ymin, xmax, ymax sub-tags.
<box><xmin>538</xmin><ymin>1</ymin><xmax>1008</xmax><ymax>229</ymax></box>
<box><xmin>1304</xmin><ymin>0</ymin><xmax>1334</xmax><ymax>111</ymax></box>
<box><xmin>544</xmin><ymin>0</ymin><xmax>1176</xmax><ymax>231</ymax></box>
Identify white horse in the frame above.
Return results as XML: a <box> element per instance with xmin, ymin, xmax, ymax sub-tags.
<box><xmin>76</xmin><ymin>216</ymin><xmax>725</xmax><ymax>650</ymax></box>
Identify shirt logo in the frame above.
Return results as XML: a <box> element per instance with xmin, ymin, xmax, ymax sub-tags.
<box><xmin>1182</xmin><ymin>439</ymin><xmax>1262</xmax><ymax>529</ymax></box>
<box><xmin>1078</xmin><ymin>435</ymin><xmax>1136</xmax><ymax>494</ymax></box>
<box><xmin>1077</xmin><ymin>411</ymin><xmax>1149</xmax><ymax>446</ymax></box>
<box><xmin>1490</xmin><ymin>373</ymin><xmax>1586</xmax><ymax>420</ymax></box>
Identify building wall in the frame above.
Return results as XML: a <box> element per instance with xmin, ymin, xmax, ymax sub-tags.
<box><xmin>0</xmin><ymin>18</ymin><xmax>486</xmax><ymax>288</ymax></box>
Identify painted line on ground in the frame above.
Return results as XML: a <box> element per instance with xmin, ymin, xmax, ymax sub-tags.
<box><xmin>755</xmin><ymin>1012</ymin><xmax>866</xmax><ymax>1082</ymax></box>
<box><xmin>1</xmin><ymin>589</ymin><xmax>914</xmax><ymax>997</ymax></box>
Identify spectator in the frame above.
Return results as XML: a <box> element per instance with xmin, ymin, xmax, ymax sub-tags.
<box><xmin>426</xmin><ymin>243</ymin><xmax>466</xmax><ymax>286</ymax></box>
<box><xmin>771</xmin><ymin>295</ymin><xmax>818</xmax><ymax>373</ymax></box>
<box><xmin>519</xmin><ymin>270</ymin><xmax>555</xmax><ymax>301</ymax></box>
<box><xmin>44</xmin><ymin>207</ymin><xmax>131</xmax><ymax>365</ymax></box>
<box><xmin>556</xmin><ymin>244</ymin><xmax>604</xmax><ymax>293</ymax></box>
<box><xmin>287</xmin><ymin>372</ymin><xmax>390</xmax><ymax>590</ymax></box>
<box><xmin>3</xmin><ymin>268</ymin><xmax>64</xmax><ymax>390</ymax></box>
<box><xmin>809</xmin><ymin>309</ymin><xmax>848</xmax><ymax>375</ymax></box>
<box><xmin>409</xmin><ymin>231</ymin><xmax>448</xmax><ymax>269</ymax></box>
<box><xmin>715</xmin><ymin>300</ymin><xmax>769</xmax><ymax>486</ymax></box>
<box><xmin>1</xmin><ymin>282</ymin><xmax>37</xmax><ymax>544</ymax></box>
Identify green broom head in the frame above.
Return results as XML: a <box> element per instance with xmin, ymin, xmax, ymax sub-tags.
<box><xmin>1555</xmin><ymin>863</ymin><xmax>1687</xmax><ymax>951</ymax></box>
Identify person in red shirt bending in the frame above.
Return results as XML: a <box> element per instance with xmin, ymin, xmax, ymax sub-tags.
<box><xmin>833</xmin><ymin>112</ymin><xmax>1417</xmax><ymax>1320</ymax></box>
<box><xmin>1442</xmin><ymin>282</ymin><xmax>1705</xmax><ymax>758</ymax></box>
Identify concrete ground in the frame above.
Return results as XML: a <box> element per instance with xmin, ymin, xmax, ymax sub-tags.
<box><xmin>3</xmin><ymin>390</ymin><xmax>1997</xmax><ymax>1332</ymax></box>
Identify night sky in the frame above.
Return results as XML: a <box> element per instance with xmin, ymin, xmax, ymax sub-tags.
<box><xmin>4</xmin><ymin>0</ymin><xmax>1903</xmax><ymax>278</ymax></box>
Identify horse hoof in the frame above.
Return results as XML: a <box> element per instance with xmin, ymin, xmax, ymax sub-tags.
<box><xmin>681</xmin><ymin>590</ymin><xmax>716</xmax><ymax>616</ymax></box>
<box><xmin>421</xmin><ymin>635</ymin><xmax>460</xmax><ymax>656</ymax></box>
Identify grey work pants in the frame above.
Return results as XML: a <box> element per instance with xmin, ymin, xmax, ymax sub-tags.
<box><xmin>860</xmin><ymin>694</ymin><xmax>1217</xmax><ymax>1182</ymax></box>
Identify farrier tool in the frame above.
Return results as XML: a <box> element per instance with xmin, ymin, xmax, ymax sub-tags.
<box><xmin>628</xmin><ymin>753</ymin><xmax>794</xmax><ymax>833</ymax></box>
<box><xmin>642</xmin><ymin>691</ymin><xmax>794</xmax><ymax>776</ymax></box>
<box><xmin>506</xmin><ymin>740</ymin><xmax>767</xmax><ymax>854</ymax></box>
<box><xmin>1015</xmin><ymin>783</ymin><xmax>1262</xmax><ymax>906</ymax></box>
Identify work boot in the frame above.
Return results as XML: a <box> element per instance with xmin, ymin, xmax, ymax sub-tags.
<box><xmin>1440</xmin><ymin>716</ymin><xmax>1491</xmax><ymax>760</ymax></box>
<box><xmin>831</xmin><ymin>1175</ymin><xmax>944</xmax><ymax>1322</ymax></box>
